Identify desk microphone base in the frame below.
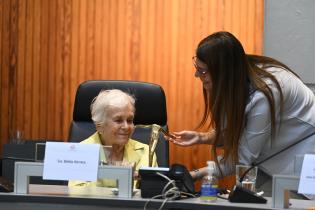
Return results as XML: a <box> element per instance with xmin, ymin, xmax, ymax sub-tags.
<box><xmin>228</xmin><ymin>185</ymin><xmax>267</xmax><ymax>203</ymax></box>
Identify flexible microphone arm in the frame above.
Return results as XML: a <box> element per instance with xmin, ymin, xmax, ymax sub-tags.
<box><xmin>229</xmin><ymin>130</ymin><xmax>315</xmax><ymax>203</ymax></box>
<box><xmin>239</xmin><ymin>130</ymin><xmax>315</xmax><ymax>183</ymax></box>
<box><xmin>135</xmin><ymin>124</ymin><xmax>161</xmax><ymax>167</ymax></box>
<box><xmin>135</xmin><ymin>124</ymin><xmax>176</xmax><ymax>167</ymax></box>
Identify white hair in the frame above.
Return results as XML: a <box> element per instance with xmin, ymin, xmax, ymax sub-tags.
<box><xmin>90</xmin><ymin>89</ymin><xmax>135</xmax><ymax>127</ymax></box>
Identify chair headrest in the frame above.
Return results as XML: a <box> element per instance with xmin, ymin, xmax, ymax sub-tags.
<box><xmin>73</xmin><ymin>80</ymin><xmax>167</xmax><ymax>125</ymax></box>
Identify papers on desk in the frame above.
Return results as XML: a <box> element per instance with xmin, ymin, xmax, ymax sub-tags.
<box><xmin>298</xmin><ymin>154</ymin><xmax>315</xmax><ymax>194</ymax></box>
<box><xmin>43</xmin><ymin>142</ymin><xmax>100</xmax><ymax>181</ymax></box>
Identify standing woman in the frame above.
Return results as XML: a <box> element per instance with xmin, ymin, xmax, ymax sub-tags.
<box><xmin>169</xmin><ymin>31</ymin><xmax>315</xmax><ymax>195</ymax></box>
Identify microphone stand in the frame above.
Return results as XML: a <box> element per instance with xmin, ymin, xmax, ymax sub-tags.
<box><xmin>135</xmin><ymin>124</ymin><xmax>163</xmax><ymax>167</ymax></box>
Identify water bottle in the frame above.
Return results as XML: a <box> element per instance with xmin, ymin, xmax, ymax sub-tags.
<box><xmin>199</xmin><ymin>161</ymin><xmax>218</xmax><ymax>202</ymax></box>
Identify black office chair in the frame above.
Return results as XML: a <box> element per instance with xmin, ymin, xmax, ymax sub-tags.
<box><xmin>68</xmin><ymin>80</ymin><xmax>169</xmax><ymax>167</ymax></box>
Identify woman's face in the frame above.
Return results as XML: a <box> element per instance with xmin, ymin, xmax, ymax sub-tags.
<box><xmin>193</xmin><ymin>57</ymin><xmax>212</xmax><ymax>90</ymax></box>
<box><xmin>99</xmin><ymin>104</ymin><xmax>135</xmax><ymax>146</ymax></box>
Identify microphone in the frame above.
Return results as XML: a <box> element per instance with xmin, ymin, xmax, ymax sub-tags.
<box><xmin>228</xmin><ymin>130</ymin><xmax>315</xmax><ymax>203</ymax></box>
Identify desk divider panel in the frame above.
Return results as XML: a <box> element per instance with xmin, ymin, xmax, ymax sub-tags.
<box><xmin>14</xmin><ymin>162</ymin><xmax>133</xmax><ymax>198</ymax></box>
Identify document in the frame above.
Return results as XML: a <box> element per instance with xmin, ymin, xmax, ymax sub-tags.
<box><xmin>298</xmin><ymin>154</ymin><xmax>315</xmax><ymax>194</ymax></box>
<box><xmin>43</xmin><ymin>142</ymin><xmax>100</xmax><ymax>181</ymax></box>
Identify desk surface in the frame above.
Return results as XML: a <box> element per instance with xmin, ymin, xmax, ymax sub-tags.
<box><xmin>0</xmin><ymin>185</ymin><xmax>314</xmax><ymax>210</ymax></box>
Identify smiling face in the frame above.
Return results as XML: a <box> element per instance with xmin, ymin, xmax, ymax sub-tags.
<box><xmin>99</xmin><ymin>103</ymin><xmax>135</xmax><ymax>146</ymax></box>
<box><xmin>91</xmin><ymin>89</ymin><xmax>136</xmax><ymax>147</ymax></box>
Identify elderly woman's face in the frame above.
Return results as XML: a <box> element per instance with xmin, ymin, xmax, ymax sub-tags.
<box><xmin>100</xmin><ymin>104</ymin><xmax>135</xmax><ymax>146</ymax></box>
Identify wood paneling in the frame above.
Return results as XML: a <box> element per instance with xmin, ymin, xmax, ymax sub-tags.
<box><xmin>0</xmin><ymin>0</ymin><xmax>264</xmax><ymax>180</ymax></box>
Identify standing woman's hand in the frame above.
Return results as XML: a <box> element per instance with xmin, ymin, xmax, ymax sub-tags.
<box><xmin>165</xmin><ymin>130</ymin><xmax>215</xmax><ymax>146</ymax></box>
<box><xmin>165</xmin><ymin>130</ymin><xmax>200</xmax><ymax>146</ymax></box>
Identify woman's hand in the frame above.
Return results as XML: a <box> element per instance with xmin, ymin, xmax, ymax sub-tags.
<box><xmin>189</xmin><ymin>167</ymin><xmax>208</xmax><ymax>181</ymax></box>
<box><xmin>165</xmin><ymin>130</ymin><xmax>215</xmax><ymax>146</ymax></box>
<box><xmin>166</xmin><ymin>130</ymin><xmax>201</xmax><ymax>146</ymax></box>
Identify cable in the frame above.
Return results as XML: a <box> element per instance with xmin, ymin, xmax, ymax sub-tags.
<box><xmin>143</xmin><ymin>172</ymin><xmax>196</xmax><ymax>210</ymax></box>
<box><xmin>143</xmin><ymin>172</ymin><xmax>178</xmax><ymax>210</ymax></box>
<box><xmin>155</xmin><ymin>172</ymin><xmax>196</xmax><ymax>198</ymax></box>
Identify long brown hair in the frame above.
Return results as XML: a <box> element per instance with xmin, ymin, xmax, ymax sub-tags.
<box><xmin>196</xmin><ymin>31</ymin><xmax>295</xmax><ymax>174</ymax></box>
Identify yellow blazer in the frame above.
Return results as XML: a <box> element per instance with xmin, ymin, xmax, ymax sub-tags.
<box><xmin>68</xmin><ymin>132</ymin><xmax>158</xmax><ymax>188</ymax></box>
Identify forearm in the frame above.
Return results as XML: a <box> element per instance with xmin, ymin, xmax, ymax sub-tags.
<box><xmin>190</xmin><ymin>167</ymin><xmax>208</xmax><ymax>181</ymax></box>
<box><xmin>199</xmin><ymin>130</ymin><xmax>216</xmax><ymax>145</ymax></box>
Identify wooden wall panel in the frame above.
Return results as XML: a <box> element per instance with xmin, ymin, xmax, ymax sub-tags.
<box><xmin>16</xmin><ymin>0</ymin><xmax>26</xmax><ymax>137</ymax></box>
<box><xmin>38</xmin><ymin>0</ymin><xmax>48</xmax><ymax>138</ymax></box>
<box><xmin>1</xmin><ymin>0</ymin><xmax>11</xmax><ymax>148</ymax></box>
<box><xmin>9</xmin><ymin>0</ymin><xmax>19</xmax><ymax>144</ymax></box>
<box><xmin>0</xmin><ymin>0</ymin><xmax>264</xmax><ymax>179</ymax></box>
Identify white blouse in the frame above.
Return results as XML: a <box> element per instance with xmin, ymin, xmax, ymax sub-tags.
<box><xmin>238</xmin><ymin>67</ymin><xmax>315</xmax><ymax>182</ymax></box>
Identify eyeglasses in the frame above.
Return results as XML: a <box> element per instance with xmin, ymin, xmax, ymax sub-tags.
<box><xmin>192</xmin><ymin>56</ymin><xmax>207</xmax><ymax>75</ymax></box>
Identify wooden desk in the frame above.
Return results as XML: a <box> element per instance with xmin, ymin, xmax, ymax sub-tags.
<box><xmin>0</xmin><ymin>185</ymin><xmax>314</xmax><ymax>210</ymax></box>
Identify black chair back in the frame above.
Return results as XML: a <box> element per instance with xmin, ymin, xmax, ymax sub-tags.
<box><xmin>68</xmin><ymin>80</ymin><xmax>169</xmax><ymax>167</ymax></box>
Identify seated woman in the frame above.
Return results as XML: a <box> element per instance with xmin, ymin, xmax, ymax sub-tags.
<box><xmin>68</xmin><ymin>89</ymin><xmax>158</xmax><ymax>188</ymax></box>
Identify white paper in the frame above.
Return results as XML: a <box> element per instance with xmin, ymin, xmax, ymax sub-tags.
<box><xmin>298</xmin><ymin>154</ymin><xmax>315</xmax><ymax>194</ymax></box>
<box><xmin>43</xmin><ymin>142</ymin><xmax>100</xmax><ymax>181</ymax></box>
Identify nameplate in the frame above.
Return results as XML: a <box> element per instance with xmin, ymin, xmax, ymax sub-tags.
<box><xmin>43</xmin><ymin>142</ymin><xmax>100</xmax><ymax>181</ymax></box>
<box><xmin>298</xmin><ymin>154</ymin><xmax>315</xmax><ymax>194</ymax></box>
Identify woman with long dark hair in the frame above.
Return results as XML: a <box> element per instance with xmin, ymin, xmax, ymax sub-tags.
<box><xmin>169</xmin><ymin>31</ymin><xmax>315</xmax><ymax>195</ymax></box>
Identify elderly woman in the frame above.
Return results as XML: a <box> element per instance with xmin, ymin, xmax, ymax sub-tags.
<box><xmin>68</xmin><ymin>89</ymin><xmax>158</xmax><ymax>188</ymax></box>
